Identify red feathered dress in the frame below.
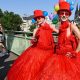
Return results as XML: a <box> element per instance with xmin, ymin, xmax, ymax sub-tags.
<box><xmin>33</xmin><ymin>21</ymin><xmax>80</xmax><ymax>80</ymax></box>
<box><xmin>7</xmin><ymin>23</ymin><xmax>54</xmax><ymax>80</ymax></box>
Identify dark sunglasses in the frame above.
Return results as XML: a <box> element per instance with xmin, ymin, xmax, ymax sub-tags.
<box><xmin>59</xmin><ymin>12</ymin><xmax>70</xmax><ymax>16</ymax></box>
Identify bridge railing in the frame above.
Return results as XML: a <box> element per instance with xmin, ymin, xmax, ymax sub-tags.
<box><xmin>5</xmin><ymin>30</ymin><xmax>58</xmax><ymax>55</ymax></box>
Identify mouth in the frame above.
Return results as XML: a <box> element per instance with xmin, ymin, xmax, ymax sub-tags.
<box><xmin>37</xmin><ymin>21</ymin><xmax>43</xmax><ymax>24</ymax></box>
<box><xmin>62</xmin><ymin>16</ymin><xmax>67</xmax><ymax>19</ymax></box>
<box><xmin>62</xmin><ymin>16</ymin><xmax>66</xmax><ymax>19</ymax></box>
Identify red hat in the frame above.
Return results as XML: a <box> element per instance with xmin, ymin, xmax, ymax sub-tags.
<box><xmin>57</xmin><ymin>1</ymin><xmax>71</xmax><ymax>15</ymax></box>
<box><xmin>33</xmin><ymin>10</ymin><xmax>45</xmax><ymax>19</ymax></box>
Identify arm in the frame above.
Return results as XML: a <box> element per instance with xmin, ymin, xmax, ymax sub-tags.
<box><xmin>32</xmin><ymin>28</ymin><xmax>38</xmax><ymax>38</ymax></box>
<box><xmin>46</xmin><ymin>21</ymin><xmax>59</xmax><ymax>33</ymax></box>
<box><xmin>71</xmin><ymin>23</ymin><xmax>80</xmax><ymax>53</ymax></box>
<box><xmin>50</xmin><ymin>24</ymin><xmax>59</xmax><ymax>33</ymax></box>
<box><xmin>31</xmin><ymin>28</ymin><xmax>38</xmax><ymax>43</ymax></box>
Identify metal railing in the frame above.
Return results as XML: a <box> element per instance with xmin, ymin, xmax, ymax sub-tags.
<box><xmin>4</xmin><ymin>30</ymin><xmax>58</xmax><ymax>55</ymax></box>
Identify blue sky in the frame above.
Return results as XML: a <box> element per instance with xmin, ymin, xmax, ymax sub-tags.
<box><xmin>0</xmin><ymin>0</ymin><xmax>80</xmax><ymax>20</ymax></box>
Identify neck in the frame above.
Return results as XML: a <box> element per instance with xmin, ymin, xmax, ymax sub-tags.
<box><xmin>60</xmin><ymin>20</ymin><xmax>69</xmax><ymax>29</ymax></box>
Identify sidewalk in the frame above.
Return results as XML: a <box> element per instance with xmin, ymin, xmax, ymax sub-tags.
<box><xmin>0</xmin><ymin>52</ymin><xmax>18</xmax><ymax>80</ymax></box>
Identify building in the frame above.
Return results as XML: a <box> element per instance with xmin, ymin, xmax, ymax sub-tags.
<box><xmin>20</xmin><ymin>15</ymin><xmax>33</xmax><ymax>32</ymax></box>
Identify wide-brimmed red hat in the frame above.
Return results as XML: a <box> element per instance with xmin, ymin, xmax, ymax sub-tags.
<box><xmin>57</xmin><ymin>1</ymin><xmax>71</xmax><ymax>16</ymax></box>
<box><xmin>33</xmin><ymin>10</ymin><xmax>45</xmax><ymax>20</ymax></box>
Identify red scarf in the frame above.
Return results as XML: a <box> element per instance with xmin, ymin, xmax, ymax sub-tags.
<box><xmin>59</xmin><ymin>21</ymin><xmax>69</xmax><ymax>31</ymax></box>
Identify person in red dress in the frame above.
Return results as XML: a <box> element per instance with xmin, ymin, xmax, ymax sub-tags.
<box><xmin>7</xmin><ymin>10</ymin><xmax>58</xmax><ymax>80</ymax></box>
<box><xmin>33</xmin><ymin>2</ymin><xmax>80</xmax><ymax>80</ymax></box>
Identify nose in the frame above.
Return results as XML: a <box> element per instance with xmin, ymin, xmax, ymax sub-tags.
<box><xmin>63</xmin><ymin>16</ymin><xmax>66</xmax><ymax>18</ymax></box>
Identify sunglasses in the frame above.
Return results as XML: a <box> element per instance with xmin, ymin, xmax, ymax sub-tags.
<box><xmin>59</xmin><ymin>12</ymin><xmax>70</xmax><ymax>16</ymax></box>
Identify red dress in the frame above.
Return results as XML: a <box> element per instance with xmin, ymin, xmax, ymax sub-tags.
<box><xmin>33</xmin><ymin>22</ymin><xmax>80</xmax><ymax>80</ymax></box>
<box><xmin>7</xmin><ymin>23</ymin><xmax>54</xmax><ymax>80</ymax></box>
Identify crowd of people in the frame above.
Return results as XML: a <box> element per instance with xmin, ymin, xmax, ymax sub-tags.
<box><xmin>5</xmin><ymin>1</ymin><xmax>80</xmax><ymax>80</ymax></box>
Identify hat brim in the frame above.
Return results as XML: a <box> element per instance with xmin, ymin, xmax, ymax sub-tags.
<box><xmin>57</xmin><ymin>9</ymin><xmax>71</xmax><ymax>16</ymax></box>
<box><xmin>34</xmin><ymin>16</ymin><xmax>45</xmax><ymax>20</ymax></box>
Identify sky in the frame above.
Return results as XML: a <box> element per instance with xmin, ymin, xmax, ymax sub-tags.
<box><xmin>0</xmin><ymin>0</ymin><xmax>80</xmax><ymax>20</ymax></box>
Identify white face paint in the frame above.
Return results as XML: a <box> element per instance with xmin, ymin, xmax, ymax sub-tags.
<box><xmin>60</xmin><ymin>16</ymin><xmax>68</xmax><ymax>21</ymax></box>
<box><xmin>59</xmin><ymin>11</ymin><xmax>70</xmax><ymax>22</ymax></box>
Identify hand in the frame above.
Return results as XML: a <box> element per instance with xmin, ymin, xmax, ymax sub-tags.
<box><xmin>31</xmin><ymin>38</ymin><xmax>37</xmax><ymax>44</ymax></box>
<box><xmin>66</xmin><ymin>52</ymin><xmax>73</xmax><ymax>58</ymax></box>
<box><xmin>66</xmin><ymin>51</ymin><xmax>77</xmax><ymax>58</ymax></box>
<box><xmin>32</xmin><ymin>38</ymin><xmax>37</xmax><ymax>42</ymax></box>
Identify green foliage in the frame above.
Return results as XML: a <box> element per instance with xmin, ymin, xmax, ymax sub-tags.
<box><xmin>29</xmin><ymin>24</ymin><xmax>36</xmax><ymax>32</ymax></box>
<box><xmin>0</xmin><ymin>9</ymin><xmax>3</xmax><ymax>18</ymax></box>
<box><xmin>0</xmin><ymin>9</ymin><xmax>23</xmax><ymax>31</ymax></box>
<box><xmin>0</xmin><ymin>9</ymin><xmax>3</xmax><ymax>23</ymax></box>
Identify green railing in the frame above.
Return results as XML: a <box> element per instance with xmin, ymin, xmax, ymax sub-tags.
<box><xmin>5</xmin><ymin>30</ymin><xmax>58</xmax><ymax>55</ymax></box>
<box><xmin>5</xmin><ymin>31</ymin><xmax>33</xmax><ymax>55</ymax></box>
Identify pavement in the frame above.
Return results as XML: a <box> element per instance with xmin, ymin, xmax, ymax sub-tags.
<box><xmin>0</xmin><ymin>52</ymin><xmax>18</xmax><ymax>80</ymax></box>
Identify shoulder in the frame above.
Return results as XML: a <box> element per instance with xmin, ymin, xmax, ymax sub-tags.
<box><xmin>33</xmin><ymin>28</ymin><xmax>38</xmax><ymax>32</ymax></box>
<box><xmin>45</xmin><ymin>21</ymin><xmax>55</xmax><ymax>28</ymax></box>
<box><xmin>70</xmin><ymin>22</ymin><xmax>80</xmax><ymax>39</ymax></box>
<box><xmin>70</xmin><ymin>22</ymin><xmax>78</xmax><ymax>30</ymax></box>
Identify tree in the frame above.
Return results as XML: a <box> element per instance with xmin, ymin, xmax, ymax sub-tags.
<box><xmin>1</xmin><ymin>10</ymin><xmax>23</xmax><ymax>31</ymax></box>
<box><xmin>29</xmin><ymin>24</ymin><xmax>36</xmax><ymax>32</ymax></box>
<box><xmin>12</xmin><ymin>14</ymin><xmax>23</xmax><ymax>31</ymax></box>
<box><xmin>0</xmin><ymin>9</ymin><xmax>3</xmax><ymax>18</ymax></box>
<box><xmin>0</xmin><ymin>9</ymin><xmax>3</xmax><ymax>23</ymax></box>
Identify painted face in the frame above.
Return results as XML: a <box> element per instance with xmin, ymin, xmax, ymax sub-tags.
<box><xmin>59</xmin><ymin>10</ymin><xmax>70</xmax><ymax>21</ymax></box>
<box><xmin>35</xmin><ymin>16</ymin><xmax>45</xmax><ymax>24</ymax></box>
